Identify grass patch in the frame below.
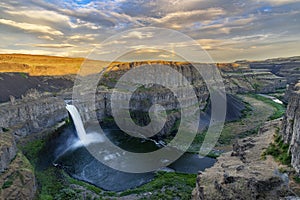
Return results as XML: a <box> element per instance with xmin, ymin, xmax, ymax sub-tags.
<box><xmin>64</xmin><ymin>172</ymin><xmax>105</xmax><ymax>195</ymax></box>
<box><xmin>19</xmin><ymin>72</ymin><xmax>28</xmax><ymax>79</ymax></box>
<box><xmin>262</xmin><ymin>131</ymin><xmax>291</xmax><ymax>165</ymax></box>
<box><xmin>21</xmin><ymin>139</ymin><xmax>45</xmax><ymax>166</ymax></box>
<box><xmin>120</xmin><ymin>171</ymin><xmax>196</xmax><ymax>200</ymax></box>
<box><xmin>36</xmin><ymin>168</ymin><xmax>65</xmax><ymax>199</ymax></box>
<box><xmin>249</xmin><ymin>94</ymin><xmax>286</xmax><ymax>120</ymax></box>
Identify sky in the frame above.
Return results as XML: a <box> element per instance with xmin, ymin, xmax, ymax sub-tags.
<box><xmin>0</xmin><ymin>0</ymin><xmax>299</xmax><ymax>62</ymax></box>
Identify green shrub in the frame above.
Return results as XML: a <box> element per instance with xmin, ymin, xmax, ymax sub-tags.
<box><xmin>120</xmin><ymin>171</ymin><xmax>196</xmax><ymax>199</ymax></box>
<box><xmin>54</xmin><ymin>188</ymin><xmax>80</xmax><ymax>200</ymax></box>
<box><xmin>294</xmin><ymin>176</ymin><xmax>300</xmax><ymax>184</ymax></box>
<box><xmin>262</xmin><ymin>133</ymin><xmax>291</xmax><ymax>165</ymax></box>
<box><xmin>2</xmin><ymin>127</ymin><xmax>9</xmax><ymax>132</ymax></box>
<box><xmin>39</xmin><ymin>194</ymin><xmax>53</xmax><ymax>200</ymax></box>
<box><xmin>2</xmin><ymin>180</ymin><xmax>13</xmax><ymax>189</ymax></box>
<box><xmin>19</xmin><ymin>73</ymin><xmax>28</xmax><ymax>79</ymax></box>
<box><xmin>21</xmin><ymin>139</ymin><xmax>45</xmax><ymax>165</ymax></box>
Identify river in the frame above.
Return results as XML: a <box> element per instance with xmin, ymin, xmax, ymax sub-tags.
<box><xmin>258</xmin><ymin>94</ymin><xmax>283</xmax><ymax>104</ymax></box>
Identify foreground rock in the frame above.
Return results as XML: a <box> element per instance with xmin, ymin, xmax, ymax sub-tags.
<box><xmin>0</xmin><ymin>152</ymin><xmax>36</xmax><ymax>200</ymax></box>
<box><xmin>281</xmin><ymin>81</ymin><xmax>300</xmax><ymax>173</ymax></box>
<box><xmin>192</xmin><ymin>119</ymin><xmax>292</xmax><ymax>200</ymax></box>
<box><xmin>0</xmin><ymin>132</ymin><xmax>17</xmax><ymax>173</ymax></box>
<box><xmin>0</xmin><ymin>131</ymin><xmax>36</xmax><ymax>199</ymax></box>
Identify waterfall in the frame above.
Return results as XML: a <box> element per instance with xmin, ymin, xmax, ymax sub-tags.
<box><xmin>53</xmin><ymin>105</ymin><xmax>104</xmax><ymax>166</ymax></box>
<box><xmin>66</xmin><ymin>104</ymin><xmax>87</xmax><ymax>140</ymax></box>
<box><xmin>66</xmin><ymin>104</ymin><xmax>105</xmax><ymax>145</ymax></box>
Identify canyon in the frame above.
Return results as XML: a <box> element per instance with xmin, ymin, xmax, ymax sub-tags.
<box><xmin>0</xmin><ymin>54</ymin><xmax>299</xmax><ymax>199</ymax></box>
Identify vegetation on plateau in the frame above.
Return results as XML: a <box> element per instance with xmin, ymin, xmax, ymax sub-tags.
<box><xmin>262</xmin><ymin>129</ymin><xmax>291</xmax><ymax>165</ymax></box>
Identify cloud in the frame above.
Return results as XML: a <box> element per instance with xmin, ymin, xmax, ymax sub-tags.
<box><xmin>69</xmin><ymin>34</ymin><xmax>97</xmax><ymax>41</ymax></box>
<box><xmin>38</xmin><ymin>35</ymin><xmax>54</xmax><ymax>41</ymax></box>
<box><xmin>0</xmin><ymin>18</ymin><xmax>64</xmax><ymax>36</ymax></box>
<box><xmin>0</xmin><ymin>0</ymin><xmax>299</xmax><ymax>61</ymax></box>
<box><xmin>32</xmin><ymin>43</ymin><xmax>75</xmax><ymax>48</ymax></box>
<box><xmin>122</xmin><ymin>31</ymin><xmax>153</xmax><ymax>39</ymax></box>
<box><xmin>0</xmin><ymin>48</ymin><xmax>66</xmax><ymax>56</ymax></box>
<box><xmin>151</xmin><ymin>8</ymin><xmax>225</xmax><ymax>24</ymax></box>
<box><xmin>4</xmin><ymin>9</ymin><xmax>70</xmax><ymax>23</ymax></box>
<box><xmin>256</xmin><ymin>0</ymin><xmax>300</xmax><ymax>5</ymax></box>
<box><xmin>68</xmin><ymin>19</ymin><xmax>102</xmax><ymax>30</ymax></box>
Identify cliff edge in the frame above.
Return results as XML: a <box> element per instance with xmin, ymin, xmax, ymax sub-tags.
<box><xmin>281</xmin><ymin>81</ymin><xmax>300</xmax><ymax>173</ymax></box>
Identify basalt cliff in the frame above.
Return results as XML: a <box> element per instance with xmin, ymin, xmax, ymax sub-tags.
<box><xmin>281</xmin><ymin>81</ymin><xmax>300</xmax><ymax>173</ymax></box>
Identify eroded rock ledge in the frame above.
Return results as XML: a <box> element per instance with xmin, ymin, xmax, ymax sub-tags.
<box><xmin>192</xmin><ymin>119</ymin><xmax>292</xmax><ymax>200</ymax></box>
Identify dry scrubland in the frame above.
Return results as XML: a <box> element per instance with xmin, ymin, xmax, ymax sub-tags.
<box><xmin>0</xmin><ymin>54</ymin><xmax>241</xmax><ymax>76</ymax></box>
<box><xmin>0</xmin><ymin>54</ymin><xmax>110</xmax><ymax>76</ymax></box>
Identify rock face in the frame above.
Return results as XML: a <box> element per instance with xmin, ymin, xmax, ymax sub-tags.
<box><xmin>0</xmin><ymin>132</ymin><xmax>17</xmax><ymax>173</ymax></box>
<box><xmin>192</xmin><ymin>119</ymin><xmax>291</xmax><ymax>200</ymax></box>
<box><xmin>0</xmin><ymin>94</ymin><xmax>67</xmax><ymax>139</ymax></box>
<box><xmin>281</xmin><ymin>81</ymin><xmax>300</xmax><ymax>172</ymax></box>
<box><xmin>71</xmin><ymin>61</ymin><xmax>285</xmax><ymax>139</ymax></box>
<box><xmin>223</xmin><ymin>71</ymin><xmax>286</xmax><ymax>94</ymax></box>
<box><xmin>0</xmin><ymin>152</ymin><xmax>36</xmax><ymax>200</ymax></box>
<box><xmin>248</xmin><ymin>56</ymin><xmax>300</xmax><ymax>84</ymax></box>
<box><xmin>104</xmin><ymin>62</ymin><xmax>286</xmax><ymax>94</ymax></box>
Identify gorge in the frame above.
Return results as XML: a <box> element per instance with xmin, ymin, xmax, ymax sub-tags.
<box><xmin>0</xmin><ymin>54</ymin><xmax>299</xmax><ymax>199</ymax></box>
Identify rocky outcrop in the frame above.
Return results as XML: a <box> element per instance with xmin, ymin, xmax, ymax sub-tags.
<box><xmin>0</xmin><ymin>132</ymin><xmax>17</xmax><ymax>172</ymax></box>
<box><xmin>281</xmin><ymin>81</ymin><xmax>300</xmax><ymax>172</ymax></box>
<box><xmin>192</xmin><ymin>119</ymin><xmax>292</xmax><ymax>200</ymax></box>
<box><xmin>0</xmin><ymin>152</ymin><xmax>36</xmax><ymax>200</ymax></box>
<box><xmin>0</xmin><ymin>94</ymin><xmax>67</xmax><ymax>139</ymax></box>
<box><xmin>0</xmin><ymin>129</ymin><xmax>36</xmax><ymax>199</ymax></box>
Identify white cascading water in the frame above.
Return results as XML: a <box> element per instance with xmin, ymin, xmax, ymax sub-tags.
<box><xmin>66</xmin><ymin>104</ymin><xmax>105</xmax><ymax>144</ymax></box>
<box><xmin>66</xmin><ymin>104</ymin><xmax>87</xmax><ymax>140</ymax></box>
<box><xmin>53</xmin><ymin>105</ymin><xmax>105</xmax><ymax>166</ymax></box>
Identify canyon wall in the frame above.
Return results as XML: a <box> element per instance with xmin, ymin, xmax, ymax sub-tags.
<box><xmin>0</xmin><ymin>61</ymin><xmax>287</xmax><ymax>139</ymax></box>
<box><xmin>247</xmin><ymin>56</ymin><xmax>300</xmax><ymax>84</ymax></box>
<box><xmin>0</xmin><ymin>93</ymin><xmax>67</xmax><ymax>139</ymax></box>
<box><xmin>105</xmin><ymin>62</ymin><xmax>286</xmax><ymax>94</ymax></box>
<box><xmin>281</xmin><ymin>81</ymin><xmax>300</xmax><ymax>172</ymax></box>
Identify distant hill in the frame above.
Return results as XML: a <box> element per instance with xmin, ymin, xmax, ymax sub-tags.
<box><xmin>0</xmin><ymin>54</ymin><xmax>109</xmax><ymax>76</ymax></box>
<box><xmin>0</xmin><ymin>54</ymin><xmax>299</xmax><ymax>82</ymax></box>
